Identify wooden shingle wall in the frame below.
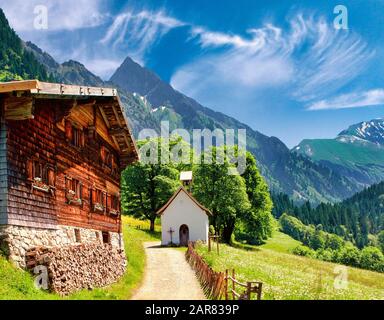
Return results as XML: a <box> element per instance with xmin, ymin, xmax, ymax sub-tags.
<box><xmin>4</xmin><ymin>98</ymin><xmax>123</xmax><ymax>232</ymax></box>
<box><xmin>0</xmin><ymin>97</ymin><xmax>8</xmax><ymax>225</ymax></box>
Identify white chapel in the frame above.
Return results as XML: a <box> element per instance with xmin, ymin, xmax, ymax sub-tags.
<box><xmin>157</xmin><ymin>172</ymin><xmax>211</xmax><ymax>246</ymax></box>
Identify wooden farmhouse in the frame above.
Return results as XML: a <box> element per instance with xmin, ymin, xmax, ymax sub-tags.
<box><xmin>0</xmin><ymin>80</ymin><xmax>138</xmax><ymax>268</ymax></box>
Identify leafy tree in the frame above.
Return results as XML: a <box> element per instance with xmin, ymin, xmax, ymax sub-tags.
<box><xmin>338</xmin><ymin>246</ymin><xmax>361</xmax><ymax>267</ymax></box>
<box><xmin>292</xmin><ymin>245</ymin><xmax>315</xmax><ymax>257</ymax></box>
<box><xmin>360</xmin><ymin>247</ymin><xmax>384</xmax><ymax>272</ymax></box>
<box><xmin>310</xmin><ymin>229</ymin><xmax>326</xmax><ymax>250</ymax></box>
<box><xmin>327</xmin><ymin>234</ymin><xmax>344</xmax><ymax>251</ymax></box>
<box><xmin>121</xmin><ymin>138</ymin><xmax>181</xmax><ymax>231</ymax></box>
<box><xmin>239</xmin><ymin>152</ymin><xmax>274</xmax><ymax>244</ymax></box>
<box><xmin>378</xmin><ymin>231</ymin><xmax>384</xmax><ymax>254</ymax></box>
<box><xmin>193</xmin><ymin>147</ymin><xmax>251</xmax><ymax>243</ymax></box>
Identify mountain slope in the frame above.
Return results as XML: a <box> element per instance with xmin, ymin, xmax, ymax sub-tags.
<box><xmin>24</xmin><ymin>42</ymin><xmax>160</xmax><ymax>137</ymax></box>
<box><xmin>0</xmin><ymin>9</ymin><xmax>50</xmax><ymax>82</ymax></box>
<box><xmin>110</xmin><ymin>57</ymin><xmax>360</xmax><ymax>203</ymax></box>
<box><xmin>293</xmin><ymin>120</ymin><xmax>384</xmax><ymax>187</ymax></box>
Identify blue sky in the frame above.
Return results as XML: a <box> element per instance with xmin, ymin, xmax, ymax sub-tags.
<box><xmin>1</xmin><ymin>0</ymin><xmax>384</xmax><ymax>147</ymax></box>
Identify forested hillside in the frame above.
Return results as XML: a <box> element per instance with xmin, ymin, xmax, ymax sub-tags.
<box><xmin>0</xmin><ymin>10</ymin><xmax>51</xmax><ymax>82</ymax></box>
<box><xmin>273</xmin><ymin>181</ymin><xmax>384</xmax><ymax>248</ymax></box>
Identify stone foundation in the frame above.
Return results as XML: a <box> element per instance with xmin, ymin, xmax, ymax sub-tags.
<box><xmin>0</xmin><ymin>224</ymin><xmax>124</xmax><ymax>268</ymax></box>
<box><xmin>26</xmin><ymin>243</ymin><xmax>126</xmax><ymax>295</ymax></box>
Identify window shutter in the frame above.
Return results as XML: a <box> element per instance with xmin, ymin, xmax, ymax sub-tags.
<box><xmin>65</xmin><ymin>120</ymin><xmax>72</xmax><ymax>141</ymax></box>
<box><xmin>79</xmin><ymin>182</ymin><xmax>83</xmax><ymax>200</ymax></box>
<box><xmin>100</xmin><ymin>146</ymin><xmax>106</xmax><ymax>163</ymax></box>
<box><xmin>104</xmin><ymin>192</ymin><xmax>107</xmax><ymax>214</ymax></box>
<box><xmin>107</xmin><ymin>194</ymin><xmax>112</xmax><ymax>212</ymax></box>
<box><xmin>48</xmin><ymin>167</ymin><xmax>55</xmax><ymax>186</ymax></box>
<box><xmin>91</xmin><ymin>188</ymin><xmax>96</xmax><ymax>206</ymax></box>
<box><xmin>27</xmin><ymin>160</ymin><xmax>33</xmax><ymax>180</ymax></box>
<box><xmin>80</xmin><ymin>131</ymin><xmax>85</xmax><ymax>147</ymax></box>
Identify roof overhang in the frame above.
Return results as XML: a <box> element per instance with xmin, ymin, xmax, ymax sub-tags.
<box><xmin>0</xmin><ymin>80</ymin><xmax>139</xmax><ymax>167</ymax></box>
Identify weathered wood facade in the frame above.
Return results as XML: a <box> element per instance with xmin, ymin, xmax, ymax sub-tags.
<box><xmin>0</xmin><ymin>80</ymin><xmax>138</xmax><ymax>242</ymax></box>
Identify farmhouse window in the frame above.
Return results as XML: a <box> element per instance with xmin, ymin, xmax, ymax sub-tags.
<box><xmin>27</xmin><ymin>160</ymin><xmax>55</xmax><ymax>194</ymax></box>
<box><xmin>65</xmin><ymin>120</ymin><xmax>85</xmax><ymax>148</ymax></box>
<box><xmin>74</xmin><ymin>229</ymin><xmax>81</xmax><ymax>243</ymax></box>
<box><xmin>107</xmin><ymin>194</ymin><xmax>120</xmax><ymax>216</ymax></box>
<box><xmin>91</xmin><ymin>188</ymin><xmax>106</xmax><ymax>213</ymax></box>
<box><xmin>65</xmin><ymin>177</ymin><xmax>83</xmax><ymax>206</ymax></box>
<box><xmin>102</xmin><ymin>231</ymin><xmax>110</xmax><ymax>244</ymax></box>
<box><xmin>100</xmin><ymin>146</ymin><xmax>116</xmax><ymax>170</ymax></box>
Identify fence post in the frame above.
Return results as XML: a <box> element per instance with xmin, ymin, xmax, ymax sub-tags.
<box><xmin>232</xmin><ymin>269</ymin><xmax>236</xmax><ymax>300</ymax></box>
<box><xmin>225</xmin><ymin>269</ymin><xmax>228</xmax><ymax>300</ymax></box>
<box><xmin>208</xmin><ymin>236</ymin><xmax>211</xmax><ymax>252</ymax></box>
<box><xmin>257</xmin><ymin>283</ymin><xmax>263</xmax><ymax>301</ymax></box>
<box><xmin>246</xmin><ymin>282</ymin><xmax>252</xmax><ymax>300</ymax></box>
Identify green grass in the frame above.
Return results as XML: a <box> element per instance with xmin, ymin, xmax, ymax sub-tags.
<box><xmin>259</xmin><ymin>231</ymin><xmax>302</xmax><ymax>254</ymax></box>
<box><xmin>0</xmin><ymin>216</ymin><xmax>159</xmax><ymax>300</ymax></box>
<box><xmin>196</xmin><ymin>232</ymin><xmax>384</xmax><ymax>300</ymax></box>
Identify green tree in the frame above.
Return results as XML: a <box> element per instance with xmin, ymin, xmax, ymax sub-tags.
<box><xmin>327</xmin><ymin>234</ymin><xmax>344</xmax><ymax>251</ymax></box>
<box><xmin>121</xmin><ymin>138</ymin><xmax>181</xmax><ymax>231</ymax></box>
<box><xmin>193</xmin><ymin>147</ymin><xmax>251</xmax><ymax>243</ymax></box>
<box><xmin>360</xmin><ymin>247</ymin><xmax>384</xmax><ymax>271</ymax></box>
<box><xmin>310</xmin><ymin>229</ymin><xmax>326</xmax><ymax>250</ymax></box>
<box><xmin>240</xmin><ymin>152</ymin><xmax>274</xmax><ymax>244</ymax></box>
<box><xmin>378</xmin><ymin>231</ymin><xmax>384</xmax><ymax>254</ymax></box>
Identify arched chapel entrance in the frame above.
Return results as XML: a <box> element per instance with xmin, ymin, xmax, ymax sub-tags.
<box><xmin>179</xmin><ymin>224</ymin><xmax>189</xmax><ymax>246</ymax></box>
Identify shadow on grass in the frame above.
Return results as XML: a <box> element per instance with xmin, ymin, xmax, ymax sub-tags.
<box><xmin>231</xmin><ymin>241</ymin><xmax>261</xmax><ymax>252</ymax></box>
<box><xmin>142</xmin><ymin>229</ymin><xmax>161</xmax><ymax>240</ymax></box>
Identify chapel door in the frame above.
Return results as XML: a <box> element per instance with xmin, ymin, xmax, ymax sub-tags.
<box><xmin>179</xmin><ymin>225</ymin><xmax>189</xmax><ymax>246</ymax></box>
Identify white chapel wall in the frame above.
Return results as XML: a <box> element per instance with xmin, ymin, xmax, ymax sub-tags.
<box><xmin>161</xmin><ymin>191</ymin><xmax>209</xmax><ymax>245</ymax></box>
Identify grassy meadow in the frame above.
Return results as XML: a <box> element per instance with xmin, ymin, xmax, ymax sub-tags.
<box><xmin>196</xmin><ymin>231</ymin><xmax>384</xmax><ymax>300</ymax></box>
<box><xmin>0</xmin><ymin>216</ymin><xmax>159</xmax><ymax>300</ymax></box>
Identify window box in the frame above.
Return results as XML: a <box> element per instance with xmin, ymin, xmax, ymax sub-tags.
<box><xmin>65</xmin><ymin>177</ymin><xmax>83</xmax><ymax>206</ymax></box>
<box><xmin>32</xmin><ymin>177</ymin><xmax>51</xmax><ymax>193</ymax></box>
<box><xmin>109</xmin><ymin>209</ymin><xmax>120</xmax><ymax>217</ymax></box>
<box><xmin>93</xmin><ymin>203</ymin><xmax>105</xmax><ymax>213</ymax></box>
<box><xmin>29</xmin><ymin>161</ymin><xmax>55</xmax><ymax>195</ymax></box>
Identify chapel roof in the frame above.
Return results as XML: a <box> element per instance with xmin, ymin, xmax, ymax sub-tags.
<box><xmin>156</xmin><ymin>186</ymin><xmax>212</xmax><ymax>216</ymax></box>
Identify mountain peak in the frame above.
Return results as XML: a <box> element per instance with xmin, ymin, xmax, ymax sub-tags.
<box><xmin>110</xmin><ymin>56</ymin><xmax>163</xmax><ymax>98</ymax></box>
<box><xmin>338</xmin><ymin>118</ymin><xmax>384</xmax><ymax>145</ymax></box>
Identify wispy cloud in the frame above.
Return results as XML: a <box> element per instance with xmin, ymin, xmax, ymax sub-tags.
<box><xmin>84</xmin><ymin>58</ymin><xmax>123</xmax><ymax>80</ymax></box>
<box><xmin>100</xmin><ymin>9</ymin><xmax>186</xmax><ymax>64</ymax></box>
<box><xmin>308</xmin><ymin>89</ymin><xmax>384</xmax><ymax>110</ymax></box>
<box><xmin>171</xmin><ymin>14</ymin><xmax>374</xmax><ymax>107</ymax></box>
<box><xmin>0</xmin><ymin>0</ymin><xmax>107</xmax><ymax>31</ymax></box>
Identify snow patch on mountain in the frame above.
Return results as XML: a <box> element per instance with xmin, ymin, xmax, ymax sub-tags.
<box><xmin>338</xmin><ymin>118</ymin><xmax>384</xmax><ymax>146</ymax></box>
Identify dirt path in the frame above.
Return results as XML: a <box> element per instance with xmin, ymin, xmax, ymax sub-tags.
<box><xmin>131</xmin><ymin>242</ymin><xmax>206</xmax><ymax>300</ymax></box>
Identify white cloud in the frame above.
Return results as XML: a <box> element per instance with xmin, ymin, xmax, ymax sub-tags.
<box><xmin>171</xmin><ymin>14</ymin><xmax>373</xmax><ymax>107</ymax></box>
<box><xmin>101</xmin><ymin>10</ymin><xmax>186</xmax><ymax>63</ymax></box>
<box><xmin>0</xmin><ymin>0</ymin><xmax>107</xmax><ymax>31</ymax></box>
<box><xmin>84</xmin><ymin>59</ymin><xmax>123</xmax><ymax>80</ymax></box>
<box><xmin>308</xmin><ymin>89</ymin><xmax>384</xmax><ymax>110</ymax></box>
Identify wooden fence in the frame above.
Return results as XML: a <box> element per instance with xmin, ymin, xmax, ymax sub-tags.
<box><xmin>186</xmin><ymin>243</ymin><xmax>263</xmax><ymax>300</ymax></box>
